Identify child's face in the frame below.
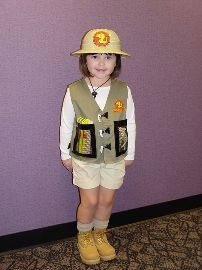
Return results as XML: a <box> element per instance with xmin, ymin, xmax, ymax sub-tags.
<box><xmin>86</xmin><ymin>53</ymin><xmax>116</xmax><ymax>81</ymax></box>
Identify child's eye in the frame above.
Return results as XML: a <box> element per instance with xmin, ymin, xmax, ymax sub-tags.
<box><xmin>106</xmin><ymin>55</ymin><xmax>112</xmax><ymax>60</ymax></box>
<box><xmin>91</xmin><ymin>54</ymin><xmax>98</xmax><ymax>59</ymax></box>
<box><xmin>106</xmin><ymin>54</ymin><xmax>114</xmax><ymax>60</ymax></box>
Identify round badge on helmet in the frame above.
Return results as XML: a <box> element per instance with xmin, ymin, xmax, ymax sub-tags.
<box><xmin>93</xmin><ymin>31</ymin><xmax>110</xmax><ymax>47</ymax></box>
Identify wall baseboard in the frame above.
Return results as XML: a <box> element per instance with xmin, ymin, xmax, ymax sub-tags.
<box><xmin>0</xmin><ymin>194</ymin><xmax>201</xmax><ymax>254</ymax></box>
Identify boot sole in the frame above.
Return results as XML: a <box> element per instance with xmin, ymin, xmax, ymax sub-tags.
<box><xmin>77</xmin><ymin>244</ymin><xmax>100</xmax><ymax>265</ymax></box>
<box><xmin>100</xmin><ymin>253</ymin><xmax>116</xmax><ymax>261</ymax></box>
<box><xmin>80</xmin><ymin>254</ymin><xmax>100</xmax><ymax>265</ymax></box>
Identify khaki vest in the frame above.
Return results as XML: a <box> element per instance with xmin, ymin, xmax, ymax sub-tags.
<box><xmin>69</xmin><ymin>78</ymin><xmax>128</xmax><ymax>164</ymax></box>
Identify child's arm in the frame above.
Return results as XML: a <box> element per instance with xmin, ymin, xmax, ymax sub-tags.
<box><xmin>125</xmin><ymin>160</ymin><xmax>134</xmax><ymax>167</ymax></box>
<box><xmin>60</xmin><ymin>88</ymin><xmax>75</xmax><ymax>169</ymax></box>
<box><xmin>125</xmin><ymin>86</ymin><xmax>136</xmax><ymax>167</ymax></box>
<box><xmin>62</xmin><ymin>158</ymin><xmax>72</xmax><ymax>172</ymax></box>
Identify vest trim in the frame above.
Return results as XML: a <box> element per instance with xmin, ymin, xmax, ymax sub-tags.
<box><xmin>114</xmin><ymin>119</ymin><xmax>128</xmax><ymax>157</ymax></box>
<box><xmin>72</xmin><ymin>123</ymin><xmax>97</xmax><ymax>158</ymax></box>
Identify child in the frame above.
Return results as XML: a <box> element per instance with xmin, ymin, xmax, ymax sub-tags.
<box><xmin>60</xmin><ymin>28</ymin><xmax>136</xmax><ymax>265</ymax></box>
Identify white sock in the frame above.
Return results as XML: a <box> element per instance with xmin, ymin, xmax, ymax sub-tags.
<box><xmin>77</xmin><ymin>221</ymin><xmax>94</xmax><ymax>232</ymax></box>
<box><xmin>93</xmin><ymin>218</ymin><xmax>109</xmax><ymax>230</ymax></box>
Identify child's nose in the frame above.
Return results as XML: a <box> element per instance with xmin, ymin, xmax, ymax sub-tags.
<box><xmin>98</xmin><ymin>57</ymin><xmax>105</xmax><ymax>65</ymax></box>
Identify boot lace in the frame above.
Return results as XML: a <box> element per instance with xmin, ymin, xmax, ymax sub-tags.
<box><xmin>79</xmin><ymin>232</ymin><xmax>95</xmax><ymax>247</ymax></box>
<box><xmin>94</xmin><ymin>229</ymin><xmax>108</xmax><ymax>244</ymax></box>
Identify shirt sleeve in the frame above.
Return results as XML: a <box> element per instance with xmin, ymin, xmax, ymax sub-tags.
<box><xmin>125</xmin><ymin>86</ymin><xmax>136</xmax><ymax>160</ymax></box>
<box><xmin>60</xmin><ymin>88</ymin><xmax>75</xmax><ymax>160</ymax></box>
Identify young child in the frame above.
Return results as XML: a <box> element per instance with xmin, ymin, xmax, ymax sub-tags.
<box><xmin>60</xmin><ymin>28</ymin><xmax>136</xmax><ymax>265</ymax></box>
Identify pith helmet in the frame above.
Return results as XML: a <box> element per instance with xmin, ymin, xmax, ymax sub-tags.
<box><xmin>71</xmin><ymin>28</ymin><xmax>129</xmax><ymax>57</ymax></box>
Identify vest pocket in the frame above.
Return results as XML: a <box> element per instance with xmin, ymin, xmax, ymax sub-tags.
<box><xmin>114</xmin><ymin>119</ymin><xmax>128</xmax><ymax>157</ymax></box>
<box><xmin>73</xmin><ymin>123</ymin><xmax>96</xmax><ymax>158</ymax></box>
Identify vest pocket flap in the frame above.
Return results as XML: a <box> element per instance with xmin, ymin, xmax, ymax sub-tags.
<box><xmin>76</xmin><ymin>123</ymin><xmax>94</xmax><ymax>130</ymax></box>
<box><xmin>114</xmin><ymin>119</ymin><xmax>128</xmax><ymax>157</ymax></box>
<box><xmin>73</xmin><ymin>123</ymin><xmax>96</xmax><ymax>158</ymax></box>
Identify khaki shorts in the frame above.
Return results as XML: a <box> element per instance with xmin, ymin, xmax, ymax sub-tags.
<box><xmin>72</xmin><ymin>158</ymin><xmax>126</xmax><ymax>190</ymax></box>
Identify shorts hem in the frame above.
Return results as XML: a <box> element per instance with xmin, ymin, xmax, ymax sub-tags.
<box><xmin>73</xmin><ymin>182</ymin><xmax>123</xmax><ymax>190</ymax></box>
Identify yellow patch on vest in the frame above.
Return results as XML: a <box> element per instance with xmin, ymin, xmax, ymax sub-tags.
<box><xmin>77</xmin><ymin>117</ymin><xmax>93</xmax><ymax>124</ymax></box>
<box><xmin>113</xmin><ymin>100</ymin><xmax>125</xmax><ymax>112</ymax></box>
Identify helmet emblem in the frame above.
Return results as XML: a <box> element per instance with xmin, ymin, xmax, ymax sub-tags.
<box><xmin>93</xmin><ymin>31</ymin><xmax>110</xmax><ymax>47</ymax></box>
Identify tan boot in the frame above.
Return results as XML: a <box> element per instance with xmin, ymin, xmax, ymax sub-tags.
<box><xmin>77</xmin><ymin>231</ymin><xmax>100</xmax><ymax>265</ymax></box>
<box><xmin>93</xmin><ymin>229</ymin><xmax>116</xmax><ymax>261</ymax></box>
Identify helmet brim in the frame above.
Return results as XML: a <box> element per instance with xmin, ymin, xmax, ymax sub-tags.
<box><xmin>71</xmin><ymin>49</ymin><xmax>130</xmax><ymax>57</ymax></box>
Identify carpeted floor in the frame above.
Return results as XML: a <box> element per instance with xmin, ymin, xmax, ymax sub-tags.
<box><xmin>0</xmin><ymin>208</ymin><xmax>201</xmax><ymax>270</ymax></box>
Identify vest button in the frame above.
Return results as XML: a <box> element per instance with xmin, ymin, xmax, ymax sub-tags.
<box><xmin>104</xmin><ymin>144</ymin><xmax>111</xmax><ymax>150</ymax></box>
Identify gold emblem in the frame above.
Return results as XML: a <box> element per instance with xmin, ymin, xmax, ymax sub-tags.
<box><xmin>113</xmin><ymin>100</ymin><xmax>125</xmax><ymax>112</ymax></box>
<box><xmin>93</xmin><ymin>31</ymin><xmax>110</xmax><ymax>47</ymax></box>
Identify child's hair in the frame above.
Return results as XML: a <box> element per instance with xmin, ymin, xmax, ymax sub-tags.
<box><xmin>79</xmin><ymin>54</ymin><xmax>121</xmax><ymax>79</ymax></box>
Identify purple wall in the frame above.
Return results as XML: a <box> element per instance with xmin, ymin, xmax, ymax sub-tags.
<box><xmin>1</xmin><ymin>0</ymin><xmax>202</xmax><ymax>236</ymax></box>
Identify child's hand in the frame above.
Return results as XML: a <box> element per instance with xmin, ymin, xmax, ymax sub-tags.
<box><xmin>62</xmin><ymin>158</ymin><xmax>72</xmax><ymax>172</ymax></box>
<box><xmin>125</xmin><ymin>160</ymin><xmax>134</xmax><ymax>167</ymax></box>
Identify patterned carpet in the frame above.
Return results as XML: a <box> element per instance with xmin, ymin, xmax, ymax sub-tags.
<box><xmin>0</xmin><ymin>208</ymin><xmax>201</xmax><ymax>270</ymax></box>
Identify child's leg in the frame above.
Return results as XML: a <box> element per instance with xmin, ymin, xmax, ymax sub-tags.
<box><xmin>77</xmin><ymin>187</ymin><xmax>99</xmax><ymax>225</ymax></box>
<box><xmin>77</xmin><ymin>187</ymin><xmax>100</xmax><ymax>265</ymax></box>
<box><xmin>93</xmin><ymin>186</ymin><xmax>117</xmax><ymax>261</ymax></box>
<box><xmin>94</xmin><ymin>186</ymin><xmax>116</xmax><ymax>222</ymax></box>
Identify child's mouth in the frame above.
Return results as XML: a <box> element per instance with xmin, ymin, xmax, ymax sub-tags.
<box><xmin>96</xmin><ymin>69</ymin><xmax>106</xmax><ymax>72</ymax></box>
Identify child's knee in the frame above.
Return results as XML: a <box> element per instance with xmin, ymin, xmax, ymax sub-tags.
<box><xmin>82</xmin><ymin>197</ymin><xmax>98</xmax><ymax>209</ymax></box>
<box><xmin>98</xmin><ymin>197</ymin><xmax>114</xmax><ymax>208</ymax></box>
